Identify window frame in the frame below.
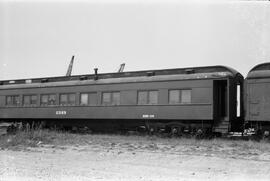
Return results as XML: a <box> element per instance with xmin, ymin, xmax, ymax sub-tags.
<box><xmin>6</xmin><ymin>95</ymin><xmax>20</xmax><ymax>107</ymax></box>
<box><xmin>168</xmin><ymin>90</ymin><xmax>180</xmax><ymax>104</ymax></box>
<box><xmin>148</xmin><ymin>90</ymin><xmax>158</xmax><ymax>105</ymax></box>
<box><xmin>101</xmin><ymin>91</ymin><xmax>121</xmax><ymax>106</ymax></box>
<box><xmin>23</xmin><ymin>94</ymin><xmax>38</xmax><ymax>106</ymax></box>
<box><xmin>137</xmin><ymin>91</ymin><xmax>148</xmax><ymax>105</ymax></box>
<box><xmin>59</xmin><ymin>93</ymin><xmax>76</xmax><ymax>106</ymax></box>
<box><xmin>137</xmin><ymin>90</ymin><xmax>158</xmax><ymax>105</ymax></box>
<box><xmin>80</xmin><ymin>92</ymin><xmax>98</xmax><ymax>106</ymax></box>
<box><xmin>111</xmin><ymin>92</ymin><xmax>120</xmax><ymax>106</ymax></box>
<box><xmin>40</xmin><ymin>94</ymin><xmax>57</xmax><ymax>106</ymax></box>
<box><xmin>168</xmin><ymin>89</ymin><xmax>192</xmax><ymax>104</ymax></box>
<box><xmin>181</xmin><ymin>89</ymin><xmax>192</xmax><ymax>104</ymax></box>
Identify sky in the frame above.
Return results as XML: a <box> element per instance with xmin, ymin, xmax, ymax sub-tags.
<box><xmin>0</xmin><ymin>0</ymin><xmax>270</xmax><ymax>80</ymax></box>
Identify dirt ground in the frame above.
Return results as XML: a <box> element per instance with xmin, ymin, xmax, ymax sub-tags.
<box><xmin>1</xmin><ymin>134</ymin><xmax>270</xmax><ymax>181</ymax></box>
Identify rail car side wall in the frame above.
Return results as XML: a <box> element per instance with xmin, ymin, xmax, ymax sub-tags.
<box><xmin>245</xmin><ymin>78</ymin><xmax>270</xmax><ymax>122</ymax></box>
<box><xmin>0</xmin><ymin>79</ymin><xmax>214</xmax><ymax>121</ymax></box>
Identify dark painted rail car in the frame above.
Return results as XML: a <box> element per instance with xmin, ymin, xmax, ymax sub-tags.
<box><xmin>0</xmin><ymin>65</ymin><xmax>243</xmax><ymax>135</ymax></box>
<box><xmin>245</xmin><ymin>62</ymin><xmax>270</xmax><ymax>136</ymax></box>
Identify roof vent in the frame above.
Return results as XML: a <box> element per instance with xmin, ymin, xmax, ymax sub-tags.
<box><xmin>9</xmin><ymin>80</ymin><xmax>15</xmax><ymax>84</ymax></box>
<box><xmin>25</xmin><ymin>79</ymin><xmax>32</xmax><ymax>84</ymax></box>
<box><xmin>185</xmin><ymin>69</ymin><xmax>195</xmax><ymax>74</ymax></box>
<box><xmin>41</xmin><ymin>78</ymin><xmax>49</xmax><ymax>83</ymax></box>
<box><xmin>80</xmin><ymin>76</ymin><xmax>87</xmax><ymax>80</ymax></box>
<box><xmin>94</xmin><ymin>68</ymin><xmax>98</xmax><ymax>80</ymax></box>
<box><xmin>146</xmin><ymin>71</ymin><xmax>155</xmax><ymax>76</ymax></box>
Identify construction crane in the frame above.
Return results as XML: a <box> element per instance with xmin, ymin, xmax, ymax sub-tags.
<box><xmin>66</xmin><ymin>55</ymin><xmax>75</xmax><ymax>76</ymax></box>
<box><xmin>118</xmin><ymin>63</ymin><xmax>125</xmax><ymax>73</ymax></box>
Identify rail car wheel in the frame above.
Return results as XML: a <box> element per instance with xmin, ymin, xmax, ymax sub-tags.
<box><xmin>170</xmin><ymin>126</ymin><xmax>182</xmax><ymax>137</ymax></box>
<box><xmin>171</xmin><ymin>127</ymin><xmax>178</xmax><ymax>134</ymax></box>
<box><xmin>263</xmin><ymin>130</ymin><xmax>270</xmax><ymax>140</ymax></box>
<box><xmin>148</xmin><ymin>126</ymin><xmax>156</xmax><ymax>135</ymax></box>
<box><xmin>145</xmin><ymin>121</ymin><xmax>159</xmax><ymax>135</ymax></box>
<box><xmin>6</xmin><ymin>123</ymin><xmax>17</xmax><ymax>134</ymax></box>
<box><xmin>253</xmin><ymin>129</ymin><xmax>264</xmax><ymax>140</ymax></box>
<box><xmin>195</xmin><ymin>128</ymin><xmax>204</xmax><ymax>139</ymax></box>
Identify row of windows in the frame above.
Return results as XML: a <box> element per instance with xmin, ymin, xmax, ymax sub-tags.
<box><xmin>5</xmin><ymin>89</ymin><xmax>191</xmax><ymax>107</ymax></box>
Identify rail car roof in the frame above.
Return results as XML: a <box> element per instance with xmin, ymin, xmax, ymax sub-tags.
<box><xmin>0</xmin><ymin>65</ymin><xmax>242</xmax><ymax>89</ymax></box>
<box><xmin>247</xmin><ymin>62</ymin><xmax>270</xmax><ymax>79</ymax></box>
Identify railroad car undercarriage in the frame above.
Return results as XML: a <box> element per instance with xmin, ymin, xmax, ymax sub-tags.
<box><xmin>1</xmin><ymin>118</ymin><xmax>223</xmax><ymax>138</ymax></box>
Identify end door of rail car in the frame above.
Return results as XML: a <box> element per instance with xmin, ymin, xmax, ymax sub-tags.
<box><xmin>213</xmin><ymin>80</ymin><xmax>229</xmax><ymax>133</ymax></box>
<box><xmin>213</xmin><ymin>78</ymin><xmax>243</xmax><ymax>133</ymax></box>
<box><xmin>213</xmin><ymin>80</ymin><xmax>228</xmax><ymax>120</ymax></box>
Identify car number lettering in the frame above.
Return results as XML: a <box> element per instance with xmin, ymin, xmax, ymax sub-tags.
<box><xmin>142</xmin><ymin>114</ymin><xmax>155</xmax><ymax>118</ymax></box>
<box><xmin>56</xmin><ymin>111</ymin><xmax>67</xmax><ymax>115</ymax></box>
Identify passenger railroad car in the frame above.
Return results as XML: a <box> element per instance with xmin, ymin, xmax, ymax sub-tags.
<box><xmin>0</xmin><ymin>65</ymin><xmax>243</xmax><ymax>135</ymax></box>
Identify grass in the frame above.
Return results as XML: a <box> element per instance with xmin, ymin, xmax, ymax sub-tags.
<box><xmin>0</xmin><ymin>127</ymin><xmax>90</xmax><ymax>149</ymax></box>
<box><xmin>0</xmin><ymin>129</ymin><xmax>57</xmax><ymax>149</ymax></box>
<box><xmin>1</xmin><ymin>128</ymin><xmax>270</xmax><ymax>157</ymax></box>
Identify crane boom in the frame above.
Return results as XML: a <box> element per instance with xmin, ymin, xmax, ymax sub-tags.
<box><xmin>118</xmin><ymin>63</ymin><xmax>125</xmax><ymax>73</ymax></box>
<box><xmin>66</xmin><ymin>55</ymin><xmax>75</xmax><ymax>76</ymax></box>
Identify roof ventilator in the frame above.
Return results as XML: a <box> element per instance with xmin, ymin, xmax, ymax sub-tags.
<box><xmin>185</xmin><ymin>69</ymin><xmax>195</xmax><ymax>74</ymax></box>
<box><xmin>9</xmin><ymin>80</ymin><xmax>15</xmax><ymax>84</ymax></box>
<box><xmin>94</xmin><ymin>68</ymin><xmax>98</xmax><ymax>80</ymax></box>
<box><xmin>25</xmin><ymin>79</ymin><xmax>32</xmax><ymax>84</ymax></box>
<box><xmin>80</xmin><ymin>76</ymin><xmax>87</xmax><ymax>81</ymax></box>
<box><xmin>146</xmin><ymin>71</ymin><xmax>155</xmax><ymax>76</ymax></box>
<box><xmin>41</xmin><ymin>78</ymin><xmax>49</xmax><ymax>83</ymax></box>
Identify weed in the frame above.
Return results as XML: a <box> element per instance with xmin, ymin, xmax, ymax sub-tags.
<box><xmin>0</xmin><ymin>127</ymin><xmax>71</xmax><ymax>150</ymax></box>
<box><xmin>1</xmin><ymin>128</ymin><xmax>270</xmax><ymax>155</ymax></box>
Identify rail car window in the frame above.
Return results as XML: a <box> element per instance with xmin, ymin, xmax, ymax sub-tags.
<box><xmin>102</xmin><ymin>92</ymin><xmax>120</xmax><ymax>106</ymax></box>
<box><xmin>181</xmin><ymin>90</ymin><xmax>191</xmax><ymax>103</ymax></box>
<box><xmin>60</xmin><ymin>93</ymin><xmax>76</xmax><ymax>106</ymax></box>
<box><xmin>138</xmin><ymin>91</ymin><xmax>147</xmax><ymax>105</ymax></box>
<box><xmin>41</xmin><ymin>94</ymin><xmax>56</xmax><ymax>106</ymax></box>
<box><xmin>6</xmin><ymin>95</ymin><xmax>20</xmax><ymax>106</ymax></box>
<box><xmin>138</xmin><ymin>90</ymin><xmax>158</xmax><ymax>105</ymax></box>
<box><xmin>80</xmin><ymin>94</ymin><xmax>88</xmax><ymax>105</ymax></box>
<box><xmin>169</xmin><ymin>90</ymin><xmax>180</xmax><ymax>104</ymax></box>
<box><xmin>102</xmin><ymin>93</ymin><xmax>111</xmax><ymax>105</ymax></box>
<box><xmin>149</xmin><ymin>91</ymin><xmax>158</xmax><ymax>104</ymax></box>
<box><xmin>112</xmin><ymin>92</ymin><xmax>120</xmax><ymax>105</ymax></box>
<box><xmin>23</xmin><ymin>95</ymin><xmax>37</xmax><ymax>106</ymax></box>
<box><xmin>169</xmin><ymin>89</ymin><xmax>191</xmax><ymax>104</ymax></box>
<box><xmin>80</xmin><ymin>93</ymin><xmax>97</xmax><ymax>106</ymax></box>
